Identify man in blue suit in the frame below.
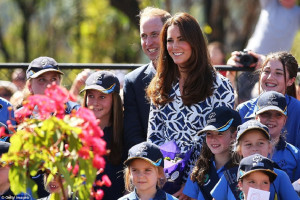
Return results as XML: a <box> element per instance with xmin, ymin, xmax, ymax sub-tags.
<box><xmin>123</xmin><ymin>7</ymin><xmax>171</xmax><ymax>151</ymax></box>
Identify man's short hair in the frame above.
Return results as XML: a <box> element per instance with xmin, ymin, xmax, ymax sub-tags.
<box><xmin>139</xmin><ymin>7</ymin><xmax>171</xmax><ymax>25</ymax></box>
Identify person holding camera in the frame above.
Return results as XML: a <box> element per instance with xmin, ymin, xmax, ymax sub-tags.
<box><xmin>233</xmin><ymin>0</ymin><xmax>300</xmax><ymax>105</ymax></box>
<box><xmin>234</xmin><ymin>51</ymin><xmax>300</xmax><ymax>149</ymax></box>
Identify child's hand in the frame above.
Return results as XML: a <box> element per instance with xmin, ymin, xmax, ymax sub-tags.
<box><xmin>173</xmin><ymin>184</ymin><xmax>191</xmax><ymax>200</ymax></box>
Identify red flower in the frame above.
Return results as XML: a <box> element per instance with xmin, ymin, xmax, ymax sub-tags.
<box><xmin>102</xmin><ymin>175</ymin><xmax>111</xmax><ymax>187</ymax></box>
<box><xmin>92</xmin><ymin>138</ymin><xmax>106</xmax><ymax>156</ymax></box>
<box><xmin>93</xmin><ymin>155</ymin><xmax>105</xmax><ymax>169</ymax></box>
<box><xmin>72</xmin><ymin>164</ymin><xmax>79</xmax><ymax>175</ymax></box>
<box><xmin>78</xmin><ymin>146</ymin><xmax>90</xmax><ymax>159</ymax></box>
<box><xmin>94</xmin><ymin>189</ymin><xmax>104</xmax><ymax>200</ymax></box>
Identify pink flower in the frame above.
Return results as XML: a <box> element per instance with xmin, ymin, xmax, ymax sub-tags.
<box><xmin>93</xmin><ymin>155</ymin><xmax>105</xmax><ymax>169</ymax></box>
<box><xmin>92</xmin><ymin>138</ymin><xmax>106</xmax><ymax>156</ymax></box>
<box><xmin>102</xmin><ymin>175</ymin><xmax>111</xmax><ymax>187</ymax></box>
<box><xmin>78</xmin><ymin>146</ymin><xmax>90</xmax><ymax>159</ymax></box>
<box><xmin>94</xmin><ymin>189</ymin><xmax>104</xmax><ymax>200</ymax></box>
<box><xmin>72</xmin><ymin>164</ymin><xmax>79</xmax><ymax>175</ymax></box>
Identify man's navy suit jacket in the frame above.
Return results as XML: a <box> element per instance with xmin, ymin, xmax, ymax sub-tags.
<box><xmin>123</xmin><ymin>63</ymin><xmax>155</xmax><ymax>151</ymax></box>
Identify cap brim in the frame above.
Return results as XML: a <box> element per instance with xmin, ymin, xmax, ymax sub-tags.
<box><xmin>256</xmin><ymin>106</ymin><xmax>287</xmax><ymax>116</ymax></box>
<box><xmin>29</xmin><ymin>69</ymin><xmax>64</xmax><ymax>79</ymax></box>
<box><xmin>124</xmin><ymin>157</ymin><xmax>163</xmax><ymax>167</ymax></box>
<box><xmin>80</xmin><ymin>85</ymin><xmax>113</xmax><ymax>94</ymax></box>
<box><xmin>239</xmin><ymin>169</ymin><xmax>277</xmax><ymax>182</ymax></box>
<box><xmin>198</xmin><ymin>125</ymin><xmax>219</xmax><ymax>135</ymax></box>
<box><xmin>237</xmin><ymin>127</ymin><xmax>270</xmax><ymax>141</ymax></box>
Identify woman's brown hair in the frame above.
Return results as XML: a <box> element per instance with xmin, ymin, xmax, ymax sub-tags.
<box><xmin>147</xmin><ymin>12</ymin><xmax>216</xmax><ymax>106</ymax></box>
<box><xmin>82</xmin><ymin>91</ymin><xmax>123</xmax><ymax>165</ymax></box>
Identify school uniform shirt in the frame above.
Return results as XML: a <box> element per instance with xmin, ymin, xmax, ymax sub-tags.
<box><xmin>211</xmin><ymin>168</ymin><xmax>300</xmax><ymax>200</ymax></box>
<box><xmin>147</xmin><ymin>74</ymin><xmax>234</xmax><ymax>181</ymax></box>
<box><xmin>183</xmin><ymin>160</ymin><xmax>228</xmax><ymax>200</ymax></box>
<box><xmin>118</xmin><ymin>188</ymin><xmax>178</xmax><ymax>200</ymax></box>
<box><xmin>272</xmin><ymin>136</ymin><xmax>300</xmax><ymax>182</ymax></box>
<box><xmin>236</xmin><ymin>94</ymin><xmax>300</xmax><ymax>149</ymax></box>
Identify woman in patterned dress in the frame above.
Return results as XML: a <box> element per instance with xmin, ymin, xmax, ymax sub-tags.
<box><xmin>146</xmin><ymin>12</ymin><xmax>235</xmax><ymax>199</ymax></box>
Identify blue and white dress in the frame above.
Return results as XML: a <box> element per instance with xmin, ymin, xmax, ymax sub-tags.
<box><xmin>147</xmin><ymin>74</ymin><xmax>234</xmax><ymax>181</ymax></box>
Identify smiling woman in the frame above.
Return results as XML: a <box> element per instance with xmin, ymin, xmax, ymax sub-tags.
<box><xmin>236</xmin><ymin>52</ymin><xmax>300</xmax><ymax>148</ymax></box>
<box><xmin>146</xmin><ymin>12</ymin><xmax>235</xmax><ymax>198</ymax></box>
<box><xmin>81</xmin><ymin>70</ymin><xmax>125</xmax><ymax>199</ymax></box>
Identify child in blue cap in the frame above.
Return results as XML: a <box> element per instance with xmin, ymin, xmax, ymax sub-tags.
<box><xmin>255</xmin><ymin>90</ymin><xmax>300</xmax><ymax>182</ymax></box>
<box><xmin>119</xmin><ymin>142</ymin><xmax>177</xmax><ymax>200</ymax></box>
<box><xmin>237</xmin><ymin>154</ymin><xmax>277</xmax><ymax>200</ymax></box>
<box><xmin>183</xmin><ymin>106</ymin><xmax>241</xmax><ymax>200</ymax></box>
<box><xmin>211</xmin><ymin>120</ymin><xmax>299</xmax><ymax>200</ymax></box>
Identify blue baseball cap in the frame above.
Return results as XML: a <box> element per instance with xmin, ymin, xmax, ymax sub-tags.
<box><xmin>238</xmin><ymin>154</ymin><xmax>277</xmax><ymax>182</ymax></box>
<box><xmin>256</xmin><ymin>91</ymin><xmax>287</xmax><ymax>116</ymax></box>
<box><xmin>80</xmin><ymin>71</ymin><xmax>120</xmax><ymax>94</ymax></box>
<box><xmin>198</xmin><ymin>106</ymin><xmax>241</xmax><ymax>135</ymax></box>
<box><xmin>124</xmin><ymin>142</ymin><xmax>164</xmax><ymax>168</ymax></box>
<box><xmin>26</xmin><ymin>56</ymin><xmax>64</xmax><ymax>80</ymax></box>
<box><xmin>236</xmin><ymin>120</ymin><xmax>270</xmax><ymax>141</ymax></box>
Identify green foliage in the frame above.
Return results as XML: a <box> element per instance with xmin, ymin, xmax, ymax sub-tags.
<box><xmin>1</xmin><ymin>84</ymin><xmax>107</xmax><ymax>200</ymax></box>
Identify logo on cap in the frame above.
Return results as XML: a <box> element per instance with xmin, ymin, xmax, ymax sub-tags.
<box><xmin>41</xmin><ymin>58</ymin><xmax>50</xmax><ymax>67</ymax></box>
<box><xmin>267</xmin><ymin>94</ymin><xmax>278</xmax><ymax>106</ymax></box>
<box><xmin>135</xmin><ymin>144</ymin><xmax>148</xmax><ymax>157</ymax></box>
<box><xmin>253</xmin><ymin>155</ymin><xmax>264</xmax><ymax>167</ymax></box>
<box><xmin>93</xmin><ymin>74</ymin><xmax>104</xmax><ymax>85</ymax></box>
<box><xmin>207</xmin><ymin>112</ymin><xmax>216</xmax><ymax>124</ymax></box>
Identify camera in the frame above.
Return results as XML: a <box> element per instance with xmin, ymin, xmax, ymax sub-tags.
<box><xmin>237</xmin><ymin>50</ymin><xmax>258</xmax><ymax>68</ymax></box>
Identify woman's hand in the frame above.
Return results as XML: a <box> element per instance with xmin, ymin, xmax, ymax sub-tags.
<box><xmin>173</xmin><ymin>184</ymin><xmax>191</xmax><ymax>200</ymax></box>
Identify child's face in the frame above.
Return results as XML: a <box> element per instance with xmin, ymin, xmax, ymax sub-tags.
<box><xmin>29</xmin><ymin>71</ymin><xmax>61</xmax><ymax>95</ymax></box>
<box><xmin>256</xmin><ymin>110</ymin><xmax>286</xmax><ymax>140</ymax></box>
<box><xmin>44</xmin><ymin>174</ymin><xmax>62</xmax><ymax>194</ymax></box>
<box><xmin>238</xmin><ymin>130</ymin><xmax>271</xmax><ymax>158</ymax></box>
<box><xmin>86</xmin><ymin>90</ymin><xmax>113</xmax><ymax>121</ymax></box>
<box><xmin>260</xmin><ymin>59</ymin><xmax>294</xmax><ymax>94</ymax></box>
<box><xmin>129</xmin><ymin>159</ymin><xmax>160</xmax><ymax>196</ymax></box>
<box><xmin>206</xmin><ymin>129</ymin><xmax>234</xmax><ymax>156</ymax></box>
<box><xmin>238</xmin><ymin>171</ymin><xmax>271</xmax><ymax>199</ymax></box>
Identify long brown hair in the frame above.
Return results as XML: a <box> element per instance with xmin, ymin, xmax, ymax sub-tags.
<box><xmin>259</xmin><ymin>52</ymin><xmax>298</xmax><ymax>98</ymax></box>
<box><xmin>190</xmin><ymin>127</ymin><xmax>238</xmax><ymax>185</ymax></box>
<box><xmin>147</xmin><ymin>12</ymin><xmax>216</xmax><ymax>106</ymax></box>
<box><xmin>82</xmin><ymin>91</ymin><xmax>123</xmax><ymax>165</ymax></box>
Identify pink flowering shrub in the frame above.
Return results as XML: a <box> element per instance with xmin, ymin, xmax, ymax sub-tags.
<box><xmin>1</xmin><ymin>83</ymin><xmax>108</xmax><ymax>200</ymax></box>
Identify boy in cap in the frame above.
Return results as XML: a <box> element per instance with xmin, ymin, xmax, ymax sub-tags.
<box><xmin>0</xmin><ymin>141</ymin><xmax>33</xmax><ymax>199</ymax></box>
<box><xmin>183</xmin><ymin>106</ymin><xmax>241</xmax><ymax>200</ymax></box>
<box><xmin>255</xmin><ymin>91</ymin><xmax>300</xmax><ymax>182</ymax></box>
<box><xmin>237</xmin><ymin>154</ymin><xmax>277</xmax><ymax>200</ymax></box>
<box><xmin>119</xmin><ymin>141</ymin><xmax>177</xmax><ymax>200</ymax></box>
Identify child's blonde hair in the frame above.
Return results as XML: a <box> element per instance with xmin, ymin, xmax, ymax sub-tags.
<box><xmin>123</xmin><ymin>159</ymin><xmax>167</xmax><ymax>192</ymax></box>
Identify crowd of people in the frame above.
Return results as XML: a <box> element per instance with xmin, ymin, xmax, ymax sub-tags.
<box><xmin>0</xmin><ymin>1</ymin><xmax>300</xmax><ymax>200</ymax></box>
